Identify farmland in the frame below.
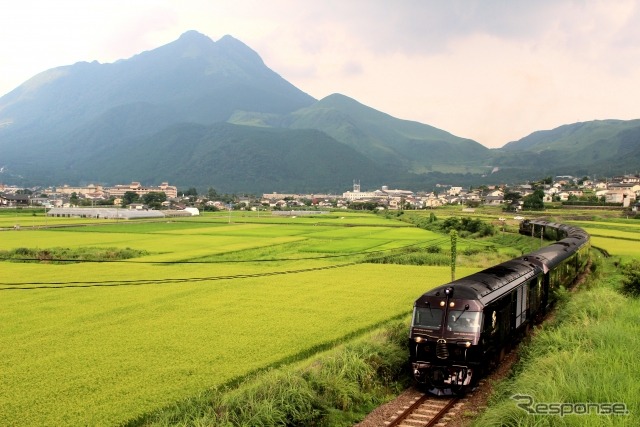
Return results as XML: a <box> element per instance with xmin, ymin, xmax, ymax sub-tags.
<box><xmin>563</xmin><ymin>220</ymin><xmax>640</xmax><ymax>262</ymax></box>
<box><xmin>0</xmin><ymin>210</ymin><xmax>478</xmax><ymax>426</ymax></box>
<box><xmin>2</xmin><ymin>208</ymin><xmax>638</xmax><ymax>426</ymax></box>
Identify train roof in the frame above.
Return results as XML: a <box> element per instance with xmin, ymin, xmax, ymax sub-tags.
<box><xmin>520</xmin><ymin>220</ymin><xmax>589</xmax><ymax>269</ymax></box>
<box><xmin>524</xmin><ymin>219</ymin><xmax>589</xmax><ymax>240</ymax></box>
<box><xmin>522</xmin><ymin>238</ymin><xmax>586</xmax><ymax>269</ymax></box>
<box><xmin>414</xmin><ymin>219</ymin><xmax>589</xmax><ymax>308</ymax></box>
<box><xmin>416</xmin><ymin>258</ymin><xmax>540</xmax><ymax>306</ymax></box>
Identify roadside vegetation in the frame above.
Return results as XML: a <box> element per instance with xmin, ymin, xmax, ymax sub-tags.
<box><xmin>130</xmin><ymin>321</ymin><xmax>412</xmax><ymax>427</ymax></box>
<box><xmin>472</xmin><ymin>228</ymin><xmax>640</xmax><ymax>426</ymax></box>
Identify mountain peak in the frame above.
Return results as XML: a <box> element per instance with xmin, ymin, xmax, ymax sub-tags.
<box><xmin>178</xmin><ymin>30</ymin><xmax>210</xmax><ymax>41</ymax></box>
<box><xmin>169</xmin><ymin>30</ymin><xmax>216</xmax><ymax>58</ymax></box>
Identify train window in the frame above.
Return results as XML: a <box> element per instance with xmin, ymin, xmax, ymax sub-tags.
<box><xmin>483</xmin><ymin>310</ymin><xmax>496</xmax><ymax>334</ymax></box>
<box><xmin>447</xmin><ymin>311</ymin><xmax>481</xmax><ymax>333</ymax></box>
<box><xmin>412</xmin><ymin>307</ymin><xmax>443</xmax><ymax>329</ymax></box>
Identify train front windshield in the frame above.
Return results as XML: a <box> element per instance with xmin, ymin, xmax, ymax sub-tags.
<box><xmin>412</xmin><ymin>307</ymin><xmax>443</xmax><ymax>329</ymax></box>
<box><xmin>446</xmin><ymin>311</ymin><xmax>481</xmax><ymax>333</ymax></box>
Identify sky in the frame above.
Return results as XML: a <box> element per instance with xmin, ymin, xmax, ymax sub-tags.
<box><xmin>2</xmin><ymin>0</ymin><xmax>640</xmax><ymax>148</ymax></box>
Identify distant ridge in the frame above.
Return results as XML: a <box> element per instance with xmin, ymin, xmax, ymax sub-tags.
<box><xmin>498</xmin><ymin>119</ymin><xmax>640</xmax><ymax>176</ymax></box>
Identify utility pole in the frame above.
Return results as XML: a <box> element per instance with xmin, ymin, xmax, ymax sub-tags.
<box><xmin>450</xmin><ymin>229</ymin><xmax>458</xmax><ymax>282</ymax></box>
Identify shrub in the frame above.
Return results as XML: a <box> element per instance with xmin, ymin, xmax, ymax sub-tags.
<box><xmin>426</xmin><ymin>245</ymin><xmax>441</xmax><ymax>253</ymax></box>
<box><xmin>363</xmin><ymin>247</ymin><xmax>449</xmax><ymax>266</ymax></box>
<box><xmin>462</xmin><ymin>247</ymin><xmax>482</xmax><ymax>256</ymax></box>
<box><xmin>0</xmin><ymin>246</ymin><xmax>148</xmax><ymax>263</ymax></box>
<box><xmin>620</xmin><ymin>260</ymin><xmax>640</xmax><ymax>297</ymax></box>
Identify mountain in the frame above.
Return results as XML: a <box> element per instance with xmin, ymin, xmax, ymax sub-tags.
<box><xmin>73</xmin><ymin>122</ymin><xmax>389</xmax><ymax>193</ymax></box>
<box><xmin>0</xmin><ymin>31</ymin><xmax>314</xmax><ymax>135</ymax></box>
<box><xmin>497</xmin><ymin>119</ymin><xmax>640</xmax><ymax>176</ymax></box>
<box><xmin>0</xmin><ymin>30</ymin><xmax>493</xmax><ymax>191</ymax></box>
<box><xmin>1</xmin><ymin>30</ymin><xmax>638</xmax><ymax>192</ymax></box>
<box><xmin>231</xmin><ymin>93</ymin><xmax>491</xmax><ymax>174</ymax></box>
<box><xmin>0</xmin><ymin>31</ymin><xmax>317</xmax><ymax>185</ymax></box>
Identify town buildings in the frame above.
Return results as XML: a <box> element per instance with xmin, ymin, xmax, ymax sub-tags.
<box><xmin>1</xmin><ymin>175</ymin><xmax>639</xmax><ymax>212</ymax></box>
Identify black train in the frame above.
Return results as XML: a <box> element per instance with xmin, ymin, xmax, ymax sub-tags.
<box><xmin>409</xmin><ymin>219</ymin><xmax>590</xmax><ymax>394</ymax></box>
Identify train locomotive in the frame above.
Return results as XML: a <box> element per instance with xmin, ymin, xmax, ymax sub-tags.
<box><xmin>409</xmin><ymin>219</ymin><xmax>590</xmax><ymax>394</ymax></box>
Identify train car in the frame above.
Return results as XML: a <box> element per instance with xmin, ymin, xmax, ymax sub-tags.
<box><xmin>409</xmin><ymin>219</ymin><xmax>590</xmax><ymax>394</ymax></box>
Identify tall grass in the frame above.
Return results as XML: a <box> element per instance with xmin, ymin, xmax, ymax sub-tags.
<box><xmin>130</xmin><ymin>321</ymin><xmax>411</xmax><ymax>427</ymax></box>
<box><xmin>473</xmin><ymin>258</ymin><xmax>640</xmax><ymax>426</ymax></box>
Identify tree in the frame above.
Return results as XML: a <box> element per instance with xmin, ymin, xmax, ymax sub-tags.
<box><xmin>503</xmin><ymin>191</ymin><xmax>522</xmax><ymax>203</ymax></box>
<box><xmin>122</xmin><ymin>191</ymin><xmax>140</xmax><ymax>206</ymax></box>
<box><xmin>141</xmin><ymin>192</ymin><xmax>167</xmax><ymax>210</ymax></box>
<box><xmin>207</xmin><ymin>187</ymin><xmax>219</xmax><ymax>200</ymax></box>
<box><xmin>182</xmin><ymin>187</ymin><xmax>198</xmax><ymax>197</ymax></box>
<box><xmin>523</xmin><ymin>189</ymin><xmax>545</xmax><ymax>210</ymax></box>
<box><xmin>69</xmin><ymin>192</ymin><xmax>79</xmax><ymax>206</ymax></box>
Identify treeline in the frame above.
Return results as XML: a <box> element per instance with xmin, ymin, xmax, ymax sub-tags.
<box><xmin>0</xmin><ymin>247</ymin><xmax>148</xmax><ymax>263</ymax></box>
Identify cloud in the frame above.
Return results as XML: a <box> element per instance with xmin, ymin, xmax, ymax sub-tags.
<box><xmin>1</xmin><ymin>0</ymin><xmax>640</xmax><ymax>149</ymax></box>
<box><xmin>275</xmin><ymin>0</ymin><xmax>565</xmax><ymax>56</ymax></box>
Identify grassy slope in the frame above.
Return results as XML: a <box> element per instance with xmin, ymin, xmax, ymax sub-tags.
<box><xmin>473</xmin><ymin>219</ymin><xmax>640</xmax><ymax>426</ymax></box>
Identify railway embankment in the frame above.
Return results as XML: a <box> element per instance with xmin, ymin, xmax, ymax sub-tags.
<box><xmin>470</xmin><ymin>255</ymin><xmax>639</xmax><ymax>426</ymax></box>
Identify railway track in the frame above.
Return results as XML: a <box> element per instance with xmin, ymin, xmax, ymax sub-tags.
<box><xmin>385</xmin><ymin>394</ymin><xmax>459</xmax><ymax>427</ymax></box>
<box><xmin>384</xmin><ymin>380</ymin><xmax>485</xmax><ymax>427</ymax></box>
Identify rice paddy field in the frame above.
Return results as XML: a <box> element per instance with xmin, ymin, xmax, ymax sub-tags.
<box><xmin>2</xmin><ymin>207</ymin><xmax>638</xmax><ymax>426</ymax></box>
<box><xmin>565</xmin><ymin>219</ymin><xmax>640</xmax><ymax>262</ymax></box>
<box><xmin>0</xmin><ymin>210</ymin><xmax>479</xmax><ymax>426</ymax></box>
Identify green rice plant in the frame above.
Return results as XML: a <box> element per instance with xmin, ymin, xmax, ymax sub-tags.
<box><xmin>0</xmin><ymin>211</ymin><xmax>524</xmax><ymax>425</ymax></box>
<box><xmin>590</xmin><ymin>236</ymin><xmax>640</xmax><ymax>261</ymax></box>
<box><xmin>568</xmin><ymin>220</ymin><xmax>640</xmax><ymax>232</ymax></box>
<box><xmin>1</xmin><ymin>244</ymin><xmax>470</xmax><ymax>427</ymax></box>
<box><xmin>578</xmin><ymin>227</ymin><xmax>640</xmax><ymax>241</ymax></box>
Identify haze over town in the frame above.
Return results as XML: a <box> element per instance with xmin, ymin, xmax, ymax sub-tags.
<box><xmin>2</xmin><ymin>0</ymin><xmax>640</xmax><ymax>148</ymax></box>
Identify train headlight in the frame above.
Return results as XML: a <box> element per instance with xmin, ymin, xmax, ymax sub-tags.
<box><xmin>465</xmin><ymin>341</ymin><xmax>471</xmax><ymax>348</ymax></box>
<box><xmin>439</xmin><ymin>301</ymin><xmax>445</xmax><ymax>307</ymax></box>
<box><xmin>415</xmin><ymin>336</ymin><xmax>424</xmax><ymax>343</ymax></box>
